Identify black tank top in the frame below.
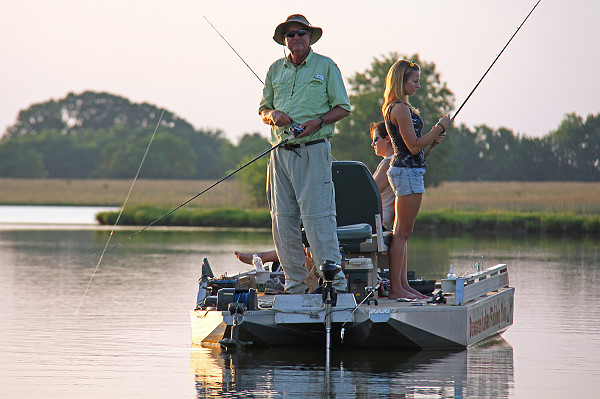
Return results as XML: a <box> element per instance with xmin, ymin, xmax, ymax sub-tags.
<box><xmin>384</xmin><ymin>102</ymin><xmax>426</xmax><ymax>168</ymax></box>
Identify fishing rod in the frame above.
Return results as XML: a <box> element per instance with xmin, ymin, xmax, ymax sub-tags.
<box><xmin>425</xmin><ymin>0</ymin><xmax>541</xmax><ymax>158</ymax></box>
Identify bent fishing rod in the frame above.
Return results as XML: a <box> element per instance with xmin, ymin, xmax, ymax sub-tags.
<box><xmin>425</xmin><ymin>0</ymin><xmax>541</xmax><ymax>158</ymax></box>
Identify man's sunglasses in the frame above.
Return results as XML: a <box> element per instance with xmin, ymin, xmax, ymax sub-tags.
<box><xmin>285</xmin><ymin>29</ymin><xmax>309</xmax><ymax>38</ymax></box>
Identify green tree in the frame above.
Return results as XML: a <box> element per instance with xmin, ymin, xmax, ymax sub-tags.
<box><xmin>230</xmin><ymin>133</ymin><xmax>271</xmax><ymax>159</ymax></box>
<box><xmin>236</xmin><ymin>156</ymin><xmax>269</xmax><ymax>207</ymax></box>
<box><xmin>549</xmin><ymin>113</ymin><xmax>600</xmax><ymax>181</ymax></box>
<box><xmin>190</xmin><ymin>129</ymin><xmax>234</xmax><ymax>179</ymax></box>
<box><xmin>0</xmin><ymin>140</ymin><xmax>45</xmax><ymax>177</ymax></box>
<box><xmin>1</xmin><ymin>91</ymin><xmax>236</xmax><ymax>180</ymax></box>
<box><xmin>229</xmin><ymin>133</ymin><xmax>271</xmax><ymax>207</ymax></box>
<box><xmin>141</xmin><ymin>132</ymin><xmax>197</xmax><ymax>179</ymax></box>
<box><xmin>332</xmin><ymin>52</ymin><xmax>455</xmax><ymax>186</ymax></box>
<box><xmin>4</xmin><ymin>91</ymin><xmax>195</xmax><ymax>138</ymax></box>
<box><xmin>29</xmin><ymin>130</ymin><xmax>101</xmax><ymax>178</ymax></box>
<box><xmin>94</xmin><ymin>131</ymin><xmax>196</xmax><ymax>179</ymax></box>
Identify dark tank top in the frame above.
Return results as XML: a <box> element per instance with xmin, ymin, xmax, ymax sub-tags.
<box><xmin>384</xmin><ymin>101</ymin><xmax>426</xmax><ymax>168</ymax></box>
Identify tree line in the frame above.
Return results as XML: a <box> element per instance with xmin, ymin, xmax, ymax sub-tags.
<box><xmin>1</xmin><ymin>54</ymin><xmax>598</xmax><ymax>192</ymax></box>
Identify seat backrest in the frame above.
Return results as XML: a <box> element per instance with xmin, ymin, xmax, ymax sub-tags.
<box><xmin>332</xmin><ymin>161</ymin><xmax>381</xmax><ymax>232</ymax></box>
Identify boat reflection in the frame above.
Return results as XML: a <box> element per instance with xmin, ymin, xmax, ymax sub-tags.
<box><xmin>190</xmin><ymin>338</ymin><xmax>513</xmax><ymax>398</ymax></box>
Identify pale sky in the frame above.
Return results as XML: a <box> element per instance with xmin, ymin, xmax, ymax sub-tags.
<box><xmin>1</xmin><ymin>0</ymin><xmax>598</xmax><ymax>143</ymax></box>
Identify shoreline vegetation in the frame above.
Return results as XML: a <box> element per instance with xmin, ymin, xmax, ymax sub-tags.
<box><xmin>1</xmin><ymin>178</ymin><xmax>599</xmax><ymax>235</ymax></box>
<box><xmin>94</xmin><ymin>207</ymin><xmax>600</xmax><ymax>236</ymax></box>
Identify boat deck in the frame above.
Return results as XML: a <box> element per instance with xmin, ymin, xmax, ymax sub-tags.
<box><xmin>255</xmin><ymin>288</ymin><xmax>512</xmax><ymax>310</ymax></box>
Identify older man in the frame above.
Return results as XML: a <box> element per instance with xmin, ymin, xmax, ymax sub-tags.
<box><xmin>259</xmin><ymin>14</ymin><xmax>351</xmax><ymax>294</ymax></box>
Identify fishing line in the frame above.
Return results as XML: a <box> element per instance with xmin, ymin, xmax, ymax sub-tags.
<box><xmin>425</xmin><ymin>0</ymin><xmax>542</xmax><ymax>158</ymax></box>
<box><xmin>74</xmin><ymin>110</ymin><xmax>166</xmax><ymax>316</ymax></box>
<box><xmin>203</xmin><ymin>16</ymin><xmax>264</xmax><ymax>85</ymax></box>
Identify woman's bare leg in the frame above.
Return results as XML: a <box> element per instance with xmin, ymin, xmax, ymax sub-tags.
<box><xmin>399</xmin><ymin>241</ymin><xmax>428</xmax><ymax>298</ymax></box>
<box><xmin>388</xmin><ymin>193</ymin><xmax>427</xmax><ymax>300</ymax></box>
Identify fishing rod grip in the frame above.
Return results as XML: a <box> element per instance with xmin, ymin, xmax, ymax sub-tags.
<box><xmin>424</xmin><ymin>142</ymin><xmax>437</xmax><ymax>159</ymax></box>
<box><xmin>424</xmin><ymin>115</ymin><xmax>453</xmax><ymax>159</ymax></box>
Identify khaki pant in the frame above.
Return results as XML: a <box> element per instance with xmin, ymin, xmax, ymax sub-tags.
<box><xmin>268</xmin><ymin>140</ymin><xmax>346</xmax><ymax>294</ymax></box>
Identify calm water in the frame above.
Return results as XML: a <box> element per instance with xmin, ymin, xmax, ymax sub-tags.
<box><xmin>0</xmin><ymin>205</ymin><xmax>117</xmax><ymax>225</ymax></box>
<box><xmin>1</xmin><ymin>211</ymin><xmax>599</xmax><ymax>398</ymax></box>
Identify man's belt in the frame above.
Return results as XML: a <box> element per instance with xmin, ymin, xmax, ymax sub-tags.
<box><xmin>282</xmin><ymin>138</ymin><xmax>326</xmax><ymax>151</ymax></box>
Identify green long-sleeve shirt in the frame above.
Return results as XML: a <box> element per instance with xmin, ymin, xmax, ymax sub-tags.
<box><xmin>259</xmin><ymin>49</ymin><xmax>351</xmax><ymax>145</ymax></box>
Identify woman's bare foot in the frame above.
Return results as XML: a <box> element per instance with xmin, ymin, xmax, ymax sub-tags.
<box><xmin>388</xmin><ymin>289</ymin><xmax>422</xmax><ymax>300</ymax></box>
<box><xmin>404</xmin><ymin>285</ymin><xmax>428</xmax><ymax>299</ymax></box>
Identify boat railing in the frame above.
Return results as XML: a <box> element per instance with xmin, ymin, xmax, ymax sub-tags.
<box><xmin>442</xmin><ymin>264</ymin><xmax>509</xmax><ymax>305</ymax></box>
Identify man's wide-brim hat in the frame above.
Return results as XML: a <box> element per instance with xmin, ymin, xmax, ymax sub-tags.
<box><xmin>273</xmin><ymin>14</ymin><xmax>322</xmax><ymax>46</ymax></box>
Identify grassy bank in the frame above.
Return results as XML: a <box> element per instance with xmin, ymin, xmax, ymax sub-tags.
<box><xmin>96</xmin><ymin>206</ymin><xmax>271</xmax><ymax>228</ymax></box>
<box><xmin>95</xmin><ymin>206</ymin><xmax>600</xmax><ymax>235</ymax></box>
<box><xmin>417</xmin><ymin>210</ymin><xmax>600</xmax><ymax>235</ymax></box>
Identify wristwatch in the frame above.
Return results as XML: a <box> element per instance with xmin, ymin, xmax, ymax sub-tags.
<box><xmin>318</xmin><ymin>117</ymin><xmax>326</xmax><ymax>128</ymax></box>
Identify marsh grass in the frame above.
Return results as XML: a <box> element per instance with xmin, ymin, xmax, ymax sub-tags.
<box><xmin>421</xmin><ymin>181</ymin><xmax>600</xmax><ymax>215</ymax></box>
<box><xmin>96</xmin><ymin>206</ymin><xmax>271</xmax><ymax>228</ymax></box>
<box><xmin>0</xmin><ymin>178</ymin><xmax>252</xmax><ymax>208</ymax></box>
<box><xmin>418</xmin><ymin>210</ymin><xmax>600</xmax><ymax>235</ymax></box>
<box><xmin>3</xmin><ymin>179</ymin><xmax>598</xmax><ymax>213</ymax></box>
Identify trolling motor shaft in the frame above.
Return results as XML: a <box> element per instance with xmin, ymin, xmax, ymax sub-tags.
<box><xmin>218</xmin><ymin>302</ymin><xmax>253</xmax><ymax>351</ymax></box>
<box><xmin>320</xmin><ymin>260</ymin><xmax>341</xmax><ymax>350</ymax></box>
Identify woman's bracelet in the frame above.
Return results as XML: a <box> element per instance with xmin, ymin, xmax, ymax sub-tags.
<box><xmin>435</xmin><ymin>122</ymin><xmax>446</xmax><ymax>133</ymax></box>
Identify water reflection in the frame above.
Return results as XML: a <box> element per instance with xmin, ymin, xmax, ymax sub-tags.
<box><xmin>191</xmin><ymin>338</ymin><xmax>513</xmax><ymax>398</ymax></box>
<box><xmin>1</xmin><ymin>225</ymin><xmax>598</xmax><ymax>398</ymax></box>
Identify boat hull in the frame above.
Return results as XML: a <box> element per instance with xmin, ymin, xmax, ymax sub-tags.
<box><xmin>191</xmin><ymin>288</ymin><xmax>513</xmax><ymax>350</ymax></box>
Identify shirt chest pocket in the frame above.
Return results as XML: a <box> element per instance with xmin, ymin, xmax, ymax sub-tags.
<box><xmin>306</xmin><ymin>77</ymin><xmax>327</xmax><ymax>107</ymax></box>
<box><xmin>272</xmin><ymin>82</ymin><xmax>292</xmax><ymax>109</ymax></box>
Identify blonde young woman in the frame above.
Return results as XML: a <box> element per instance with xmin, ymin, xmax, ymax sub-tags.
<box><xmin>382</xmin><ymin>60</ymin><xmax>451</xmax><ymax>300</ymax></box>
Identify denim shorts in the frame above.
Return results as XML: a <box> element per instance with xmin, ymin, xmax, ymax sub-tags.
<box><xmin>387</xmin><ymin>166</ymin><xmax>426</xmax><ymax>196</ymax></box>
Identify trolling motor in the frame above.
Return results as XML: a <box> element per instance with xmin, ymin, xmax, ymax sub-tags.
<box><xmin>196</xmin><ymin>258</ymin><xmax>214</xmax><ymax>309</ymax></box>
<box><xmin>320</xmin><ymin>260</ymin><xmax>341</xmax><ymax>351</ymax></box>
<box><xmin>320</xmin><ymin>260</ymin><xmax>340</xmax><ymax>307</ymax></box>
<box><xmin>218</xmin><ymin>301</ymin><xmax>253</xmax><ymax>351</ymax></box>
